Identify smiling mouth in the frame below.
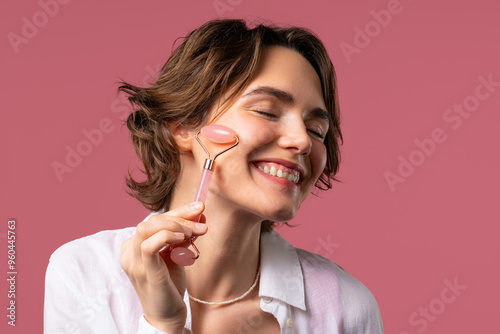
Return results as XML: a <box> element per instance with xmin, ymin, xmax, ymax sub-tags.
<box><xmin>252</xmin><ymin>162</ymin><xmax>301</xmax><ymax>184</ymax></box>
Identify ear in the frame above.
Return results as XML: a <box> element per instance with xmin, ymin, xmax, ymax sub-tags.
<box><xmin>170</xmin><ymin>123</ymin><xmax>194</xmax><ymax>152</ymax></box>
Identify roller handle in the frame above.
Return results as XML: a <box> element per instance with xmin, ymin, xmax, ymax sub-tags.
<box><xmin>193</xmin><ymin>165</ymin><xmax>213</xmax><ymax>222</ymax></box>
<box><xmin>168</xmin><ymin>165</ymin><xmax>213</xmax><ymax>266</ymax></box>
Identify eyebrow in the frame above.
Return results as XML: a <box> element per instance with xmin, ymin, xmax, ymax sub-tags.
<box><xmin>242</xmin><ymin>86</ymin><xmax>331</xmax><ymax>122</ymax></box>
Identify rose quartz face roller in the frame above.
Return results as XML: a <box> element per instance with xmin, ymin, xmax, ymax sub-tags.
<box><xmin>169</xmin><ymin>124</ymin><xmax>239</xmax><ymax>266</ymax></box>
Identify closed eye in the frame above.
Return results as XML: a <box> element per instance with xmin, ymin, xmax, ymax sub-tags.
<box><xmin>307</xmin><ymin>129</ymin><xmax>326</xmax><ymax>140</ymax></box>
<box><xmin>253</xmin><ymin>110</ymin><xmax>278</xmax><ymax>119</ymax></box>
<box><xmin>252</xmin><ymin>109</ymin><xmax>326</xmax><ymax>140</ymax></box>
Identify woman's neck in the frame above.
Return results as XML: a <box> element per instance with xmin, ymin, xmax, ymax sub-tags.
<box><xmin>169</xmin><ymin>193</ymin><xmax>262</xmax><ymax>303</ymax></box>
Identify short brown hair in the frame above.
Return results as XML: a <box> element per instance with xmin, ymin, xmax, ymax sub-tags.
<box><xmin>118</xmin><ymin>19</ymin><xmax>343</xmax><ymax>232</ymax></box>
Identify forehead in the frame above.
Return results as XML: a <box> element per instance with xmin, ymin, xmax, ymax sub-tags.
<box><xmin>243</xmin><ymin>46</ymin><xmax>325</xmax><ymax>109</ymax></box>
<box><xmin>209</xmin><ymin>46</ymin><xmax>327</xmax><ymax>123</ymax></box>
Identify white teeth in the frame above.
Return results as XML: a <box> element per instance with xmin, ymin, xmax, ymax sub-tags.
<box><xmin>257</xmin><ymin>164</ymin><xmax>300</xmax><ymax>184</ymax></box>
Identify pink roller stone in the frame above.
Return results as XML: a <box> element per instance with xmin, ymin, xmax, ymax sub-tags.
<box><xmin>200</xmin><ymin>124</ymin><xmax>237</xmax><ymax>143</ymax></box>
<box><xmin>170</xmin><ymin>247</ymin><xmax>196</xmax><ymax>266</ymax></box>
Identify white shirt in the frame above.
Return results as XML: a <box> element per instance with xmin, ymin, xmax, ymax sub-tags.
<box><xmin>44</xmin><ymin>225</ymin><xmax>383</xmax><ymax>333</ymax></box>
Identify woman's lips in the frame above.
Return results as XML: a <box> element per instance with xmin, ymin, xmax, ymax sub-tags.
<box><xmin>250</xmin><ymin>162</ymin><xmax>301</xmax><ymax>188</ymax></box>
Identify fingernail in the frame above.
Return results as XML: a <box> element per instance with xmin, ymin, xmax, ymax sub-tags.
<box><xmin>195</xmin><ymin>223</ymin><xmax>207</xmax><ymax>231</ymax></box>
<box><xmin>191</xmin><ymin>201</ymin><xmax>203</xmax><ymax>210</ymax></box>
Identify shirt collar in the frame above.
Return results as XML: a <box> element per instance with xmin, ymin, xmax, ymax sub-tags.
<box><xmin>259</xmin><ymin>230</ymin><xmax>306</xmax><ymax>311</ymax></box>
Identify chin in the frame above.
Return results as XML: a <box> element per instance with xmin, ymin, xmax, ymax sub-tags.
<box><xmin>248</xmin><ymin>193</ymin><xmax>304</xmax><ymax>222</ymax></box>
<box><xmin>262</xmin><ymin>205</ymin><xmax>298</xmax><ymax>223</ymax></box>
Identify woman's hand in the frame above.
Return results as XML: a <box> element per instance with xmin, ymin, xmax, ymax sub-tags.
<box><xmin>120</xmin><ymin>201</ymin><xmax>208</xmax><ymax>332</ymax></box>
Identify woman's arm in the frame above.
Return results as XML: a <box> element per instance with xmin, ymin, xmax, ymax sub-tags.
<box><xmin>44</xmin><ymin>225</ymin><xmax>199</xmax><ymax>334</ymax></box>
<box><xmin>120</xmin><ymin>202</ymin><xmax>207</xmax><ymax>333</ymax></box>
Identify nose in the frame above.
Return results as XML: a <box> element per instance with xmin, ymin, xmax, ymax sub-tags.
<box><xmin>277</xmin><ymin>121</ymin><xmax>312</xmax><ymax>155</ymax></box>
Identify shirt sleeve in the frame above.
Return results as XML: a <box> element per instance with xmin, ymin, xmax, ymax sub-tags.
<box><xmin>44</xmin><ymin>246</ymin><xmax>120</xmax><ymax>333</ymax></box>
<box><xmin>44</xmin><ymin>229</ymin><xmax>192</xmax><ymax>334</ymax></box>
<box><xmin>296</xmin><ymin>248</ymin><xmax>384</xmax><ymax>333</ymax></box>
<box><xmin>43</xmin><ymin>232</ymin><xmax>130</xmax><ymax>333</ymax></box>
<box><xmin>138</xmin><ymin>315</ymin><xmax>168</xmax><ymax>334</ymax></box>
<box><xmin>335</xmin><ymin>264</ymin><xmax>384</xmax><ymax>334</ymax></box>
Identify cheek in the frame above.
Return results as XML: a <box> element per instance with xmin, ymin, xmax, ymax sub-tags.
<box><xmin>238</xmin><ymin>119</ymin><xmax>275</xmax><ymax>149</ymax></box>
<box><xmin>310</xmin><ymin>143</ymin><xmax>327</xmax><ymax>179</ymax></box>
<box><xmin>210</xmin><ymin>120</ymin><xmax>276</xmax><ymax>189</ymax></box>
<box><xmin>214</xmin><ymin>111</ymin><xmax>275</xmax><ymax>149</ymax></box>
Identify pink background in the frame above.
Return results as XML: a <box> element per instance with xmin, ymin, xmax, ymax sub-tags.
<box><xmin>1</xmin><ymin>0</ymin><xmax>499</xmax><ymax>332</ymax></box>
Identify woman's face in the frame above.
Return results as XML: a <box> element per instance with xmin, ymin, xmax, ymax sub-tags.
<box><xmin>193</xmin><ymin>46</ymin><xmax>329</xmax><ymax>222</ymax></box>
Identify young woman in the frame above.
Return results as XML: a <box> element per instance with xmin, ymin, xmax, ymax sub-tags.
<box><xmin>44</xmin><ymin>19</ymin><xmax>383</xmax><ymax>333</ymax></box>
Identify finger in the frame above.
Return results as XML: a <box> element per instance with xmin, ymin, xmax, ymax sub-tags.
<box><xmin>131</xmin><ymin>203</ymin><xmax>206</xmax><ymax>264</ymax></box>
<box><xmin>151</xmin><ymin>216</ymin><xmax>208</xmax><ymax>239</ymax></box>
<box><xmin>132</xmin><ymin>220</ymin><xmax>161</xmax><ymax>267</ymax></box>
<box><xmin>141</xmin><ymin>229</ymin><xmax>186</xmax><ymax>271</ymax></box>
<box><xmin>162</xmin><ymin>201</ymin><xmax>204</xmax><ymax>220</ymax></box>
<box><xmin>120</xmin><ymin>237</ymin><xmax>134</xmax><ymax>272</ymax></box>
<box><xmin>159</xmin><ymin>238</ymin><xmax>191</xmax><ymax>257</ymax></box>
<box><xmin>140</xmin><ymin>215</ymin><xmax>191</xmax><ymax>238</ymax></box>
<box><xmin>121</xmin><ymin>236</ymin><xmax>133</xmax><ymax>254</ymax></box>
<box><xmin>132</xmin><ymin>216</ymin><xmax>187</xmax><ymax>260</ymax></box>
<box><xmin>149</xmin><ymin>212</ymin><xmax>207</xmax><ymax>238</ymax></box>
